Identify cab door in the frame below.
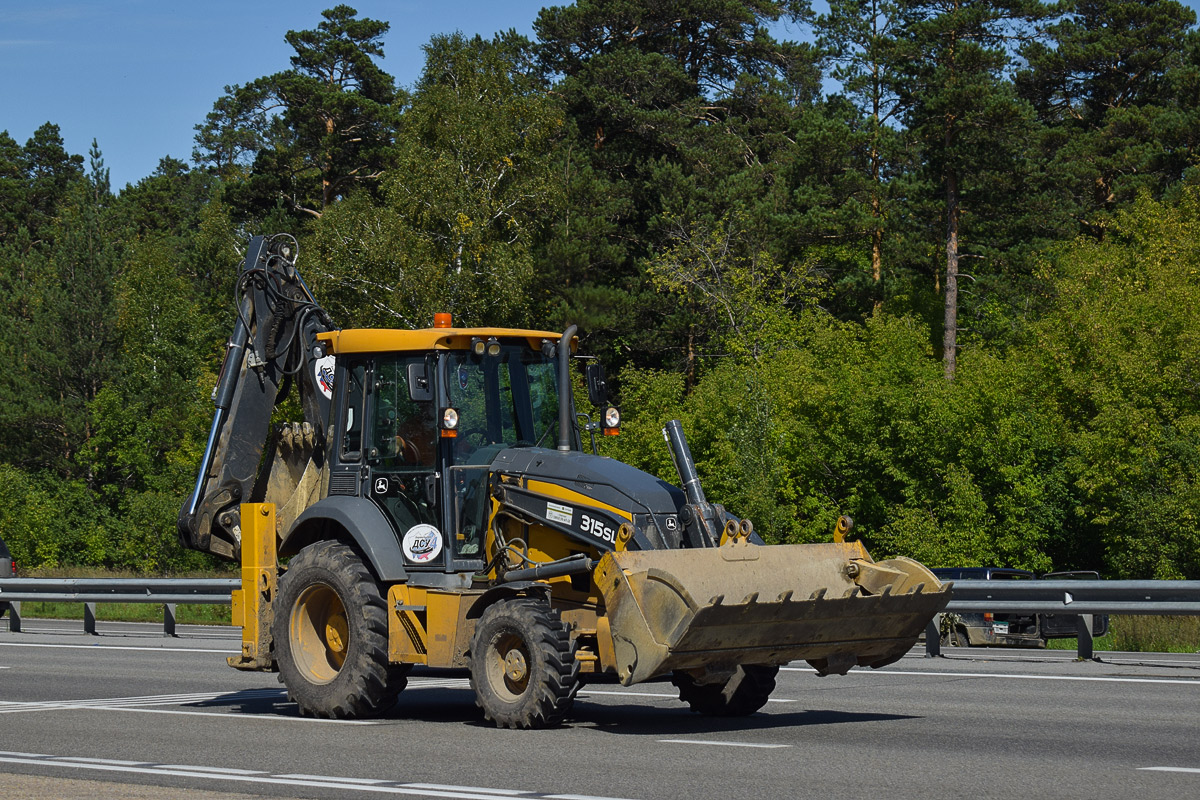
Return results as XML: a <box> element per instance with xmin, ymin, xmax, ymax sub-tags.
<box><xmin>364</xmin><ymin>355</ymin><xmax>443</xmax><ymax>568</ymax></box>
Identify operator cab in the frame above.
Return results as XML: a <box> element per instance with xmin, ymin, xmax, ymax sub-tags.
<box><xmin>322</xmin><ymin>323</ymin><xmax>574</xmax><ymax>578</ymax></box>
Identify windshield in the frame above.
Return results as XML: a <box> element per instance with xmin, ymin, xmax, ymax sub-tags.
<box><xmin>446</xmin><ymin>343</ymin><xmax>561</xmax><ymax>463</ymax></box>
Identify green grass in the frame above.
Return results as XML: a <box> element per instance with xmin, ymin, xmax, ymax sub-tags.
<box><xmin>11</xmin><ymin>601</ymin><xmax>231</xmax><ymax>626</ymax></box>
<box><xmin>1044</xmin><ymin>615</ymin><xmax>1200</xmax><ymax>653</ymax></box>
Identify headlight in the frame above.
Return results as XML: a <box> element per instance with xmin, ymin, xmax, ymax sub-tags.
<box><xmin>603</xmin><ymin>406</ymin><xmax>620</xmax><ymax>433</ymax></box>
<box><xmin>441</xmin><ymin>407</ymin><xmax>459</xmax><ymax>437</ymax></box>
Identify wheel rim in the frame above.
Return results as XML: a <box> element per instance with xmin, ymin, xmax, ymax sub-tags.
<box><xmin>486</xmin><ymin>630</ymin><xmax>531</xmax><ymax>701</ymax></box>
<box><xmin>289</xmin><ymin>583</ymin><xmax>349</xmax><ymax>684</ymax></box>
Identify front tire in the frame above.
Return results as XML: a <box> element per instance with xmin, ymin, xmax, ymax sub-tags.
<box><xmin>672</xmin><ymin>665</ymin><xmax>779</xmax><ymax>716</ymax></box>
<box><xmin>273</xmin><ymin>541</ymin><xmax>406</xmax><ymax>719</ymax></box>
<box><xmin>469</xmin><ymin>598</ymin><xmax>578</xmax><ymax>729</ymax></box>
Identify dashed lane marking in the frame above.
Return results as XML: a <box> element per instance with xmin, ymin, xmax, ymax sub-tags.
<box><xmin>1139</xmin><ymin>767</ymin><xmax>1200</xmax><ymax>774</ymax></box>
<box><xmin>658</xmin><ymin>739</ymin><xmax>790</xmax><ymax>749</ymax></box>
<box><xmin>0</xmin><ymin>752</ymin><xmax>643</xmax><ymax>800</ymax></box>
<box><xmin>402</xmin><ymin>784</ymin><xmax>528</xmax><ymax>796</ymax></box>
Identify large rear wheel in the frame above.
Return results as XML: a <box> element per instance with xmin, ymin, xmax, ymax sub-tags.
<box><xmin>672</xmin><ymin>664</ymin><xmax>778</xmax><ymax>716</ymax></box>
<box><xmin>469</xmin><ymin>598</ymin><xmax>578</xmax><ymax>729</ymax></box>
<box><xmin>273</xmin><ymin>541</ymin><xmax>407</xmax><ymax>719</ymax></box>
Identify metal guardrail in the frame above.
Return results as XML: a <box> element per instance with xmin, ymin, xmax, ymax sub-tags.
<box><xmin>0</xmin><ymin>578</ymin><xmax>237</xmax><ymax>636</ymax></box>
<box><xmin>926</xmin><ymin>579</ymin><xmax>1200</xmax><ymax>660</ymax></box>
<box><xmin>4</xmin><ymin>576</ymin><xmax>1199</xmax><ymax>653</ymax></box>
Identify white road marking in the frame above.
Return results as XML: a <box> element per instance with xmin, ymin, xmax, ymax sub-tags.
<box><xmin>0</xmin><ymin>752</ymin><xmax>644</xmax><ymax>800</ymax></box>
<box><xmin>578</xmin><ymin>688</ymin><xmax>793</xmax><ymax>703</ymax></box>
<box><xmin>0</xmin><ymin>689</ymin><xmax>283</xmax><ymax>713</ymax></box>
<box><xmin>580</xmin><ymin>690</ymin><xmax>679</xmax><ymax>699</ymax></box>
<box><xmin>91</xmin><ymin>705</ymin><xmax>378</xmax><ymax>724</ymax></box>
<box><xmin>157</xmin><ymin>765</ymin><xmax>268</xmax><ymax>775</ymax></box>
<box><xmin>781</xmin><ymin>666</ymin><xmax>1200</xmax><ymax>686</ymax></box>
<box><xmin>905</xmin><ymin>651</ymin><xmax>1200</xmax><ymax>667</ymax></box>
<box><xmin>277</xmin><ymin>773</ymin><xmax>388</xmax><ymax>784</ymax></box>
<box><xmin>658</xmin><ymin>739</ymin><xmax>790</xmax><ymax>749</ymax></box>
<box><xmin>404</xmin><ymin>784</ymin><xmax>527</xmax><ymax>795</ymax></box>
<box><xmin>409</xmin><ymin>678</ymin><xmax>472</xmax><ymax>689</ymax></box>
<box><xmin>0</xmin><ymin>689</ymin><xmax>374</xmax><ymax>724</ymax></box>
<box><xmin>1139</xmin><ymin>767</ymin><xmax>1200</xmax><ymax>774</ymax></box>
<box><xmin>0</xmin><ymin>641</ymin><xmax>235</xmax><ymax>654</ymax></box>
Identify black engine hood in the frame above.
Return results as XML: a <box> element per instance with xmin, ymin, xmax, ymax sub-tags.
<box><xmin>488</xmin><ymin>447</ymin><xmax>687</xmax><ymax>550</ymax></box>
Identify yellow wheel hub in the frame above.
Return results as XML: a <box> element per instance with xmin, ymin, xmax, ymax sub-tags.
<box><xmin>289</xmin><ymin>583</ymin><xmax>349</xmax><ymax>684</ymax></box>
<box><xmin>487</xmin><ymin>631</ymin><xmax>531</xmax><ymax>700</ymax></box>
<box><xmin>504</xmin><ymin>648</ymin><xmax>528</xmax><ymax>683</ymax></box>
<box><xmin>325</xmin><ymin>614</ymin><xmax>348</xmax><ymax>655</ymax></box>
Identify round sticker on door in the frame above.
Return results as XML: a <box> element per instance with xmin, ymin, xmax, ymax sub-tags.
<box><xmin>402</xmin><ymin>524</ymin><xmax>443</xmax><ymax>563</ymax></box>
<box><xmin>314</xmin><ymin>354</ymin><xmax>337</xmax><ymax>399</ymax></box>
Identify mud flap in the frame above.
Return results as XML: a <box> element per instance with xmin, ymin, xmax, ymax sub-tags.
<box><xmin>594</xmin><ymin>539</ymin><xmax>950</xmax><ymax>685</ymax></box>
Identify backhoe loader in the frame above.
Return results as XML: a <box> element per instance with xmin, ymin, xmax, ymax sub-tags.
<box><xmin>179</xmin><ymin>234</ymin><xmax>950</xmax><ymax>728</ymax></box>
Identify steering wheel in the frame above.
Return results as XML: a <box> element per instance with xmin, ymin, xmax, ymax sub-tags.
<box><xmin>395</xmin><ymin>435</ymin><xmax>422</xmax><ymax>465</ymax></box>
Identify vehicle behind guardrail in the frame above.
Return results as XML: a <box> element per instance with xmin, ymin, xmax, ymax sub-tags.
<box><xmin>932</xmin><ymin>567</ymin><xmax>1109</xmax><ymax>647</ymax></box>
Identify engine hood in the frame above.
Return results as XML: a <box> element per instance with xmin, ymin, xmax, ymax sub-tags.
<box><xmin>488</xmin><ymin>447</ymin><xmax>687</xmax><ymax>550</ymax></box>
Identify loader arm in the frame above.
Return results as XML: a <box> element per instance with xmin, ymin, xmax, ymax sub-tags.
<box><xmin>178</xmin><ymin>235</ymin><xmax>335</xmax><ymax>561</ymax></box>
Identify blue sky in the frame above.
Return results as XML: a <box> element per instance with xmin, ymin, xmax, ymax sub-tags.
<box><xmin>0</xmin><ymin>1</ymin><xmax>559</xmax><ymax>189</ymax></box>
<box><xmin>0</xmin><ymin>1</ymin><xmax>1195</xmax><ymax>190</ymax></box>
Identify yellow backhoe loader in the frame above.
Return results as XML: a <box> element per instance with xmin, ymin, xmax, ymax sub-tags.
<box><xmin>179</xmin><ymin>234</ymin><xmax>950</xmax><ymax>728</ymax></box>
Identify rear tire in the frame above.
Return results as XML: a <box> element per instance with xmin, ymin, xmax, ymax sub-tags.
<box><xmin>273</xmin><ymin>541</ymin><xmax>406</xmax><ymax>719</ymax></box>
<box><xmin>672</xmin><ymin>665</ymin><xmax>778</xmax><ymax>716</ymax></box>
<box><xmin>469</xmin><ymin>598</ymin><xmax>578</xmax><ymax>729</ymax></box>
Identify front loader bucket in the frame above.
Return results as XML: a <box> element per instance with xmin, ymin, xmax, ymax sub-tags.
<box><xmin>594</xmin><ymin>539</ymin><xmax>950</xmax><ymax>685</ymax></box>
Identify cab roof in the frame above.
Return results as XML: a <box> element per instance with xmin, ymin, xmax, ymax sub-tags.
<box><xmin>317</xmin><ymin>327</ymin><xmax>574</xmax><ymax>355</ymax></box>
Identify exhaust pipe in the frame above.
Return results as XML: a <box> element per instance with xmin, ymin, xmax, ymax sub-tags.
<box><xmin>557</xmin><ymin>325</ymin><xmax>577</xmax><ymax>452</ymax></box>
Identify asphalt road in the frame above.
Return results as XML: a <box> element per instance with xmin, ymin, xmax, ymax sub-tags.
<box><xmin>1</xmin><ymin>618</ymin><xmax>1198</xmax><ymax>800</ymax></box>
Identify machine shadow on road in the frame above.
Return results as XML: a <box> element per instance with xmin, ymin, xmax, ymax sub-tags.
<box><xmin>181</xmin><ymin>683</ymin><xmax>917</xmax><ymax>733</ymax></box>
<box><xmin>569</xmin><ymin>700</ymin><xmax>916</xmax><ymax>736</ymax></box>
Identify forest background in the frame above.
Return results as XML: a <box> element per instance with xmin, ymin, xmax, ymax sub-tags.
<box><xmin>3</xmin><ymin>0</ymin><xmax>1200</xmax><ymax>581</ymax></box>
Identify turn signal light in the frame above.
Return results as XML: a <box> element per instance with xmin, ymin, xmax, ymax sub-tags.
<box><xmin>433</xmin><ymin>312</ymin><xmax>452</xmax><ymax>328</ymax></box>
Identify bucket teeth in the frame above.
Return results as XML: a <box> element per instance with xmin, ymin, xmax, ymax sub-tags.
<box><xmin>742</xmin><ymin>592</ymin><xmax>760</xmax><ymax>605</ymax></box>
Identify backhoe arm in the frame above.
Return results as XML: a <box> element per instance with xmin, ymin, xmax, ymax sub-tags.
<box><xmin>178</xmin><ymin>235</ymin><xmax>334</xmax><ymax>560</ymax></box>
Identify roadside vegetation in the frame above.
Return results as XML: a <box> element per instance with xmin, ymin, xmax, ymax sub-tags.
<box><xmin>5</xmin><ymin>3</ymin><xmax>1200</xmax><ymax>582</ymax></box>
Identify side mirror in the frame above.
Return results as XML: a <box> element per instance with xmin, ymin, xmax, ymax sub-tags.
<box><xmin>586</xmin><ymin>363</ymin><xmax>608</xmax><ymax>408</ymax></box>
<box><xmin>407</xmin><ymin>362</ymin><xmax>432</xmax><ymax>402</ymax></box>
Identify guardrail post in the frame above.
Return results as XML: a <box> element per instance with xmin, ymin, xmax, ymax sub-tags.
<box><xmin>1076</xmin><ymin>614</ymin><xmax>1095</xmax><ymax>660</ymax></box>
<box><xmin>925</xmin><ymin>615</ymin><xmax>942</xmax><ymax>658</ymax></box>
<box><xmin>84</xmin><ymin>602</ymin><xmax>97</xmax><ymax>635</ymax></box>
<box><xmin>6</xmin><ymin>601</ymin><xmax>20</xmax><ymax>632</ymax></box>
<box><xmin>164</xmin><ymin>603</ymin><xmax>177</xmax><ymax>637</ymax></box>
